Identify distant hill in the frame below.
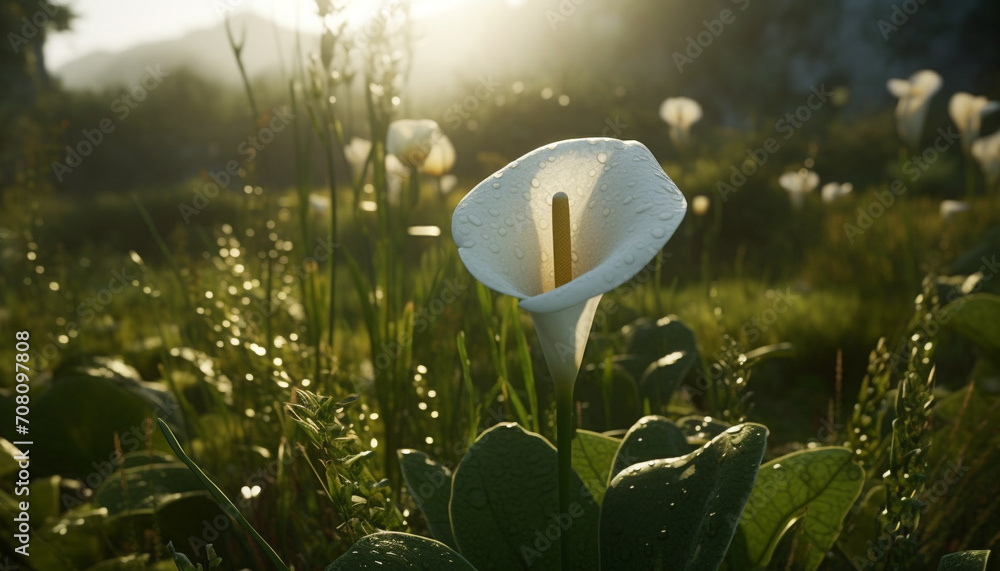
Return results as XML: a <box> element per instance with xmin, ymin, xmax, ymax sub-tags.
<box><xmin>50</xmin><ymin>1</ymin><xmax>543</xmax><ymax>106</ymax></box>
<box><xmin>53</xmin><ymin>12</ymin><xmax>298</xmax><ymax>91</ymax></box>
<box><xmin>51</xmin><ymin>0</ymin><xmax>999</xmax><ymax>116</ymax></box>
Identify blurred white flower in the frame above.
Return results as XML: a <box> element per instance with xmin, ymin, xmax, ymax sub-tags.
<box><xmin>779</xmin><ymin>168</ymin><xmax>819</xmax><ymax>209</ymax></box>
<box><xmin>692</xmin><ymin>195</ymin><xmax>710</xmax><ymax>216</ymax></box>
<box><xmin>309</xmin><ymin>193</ymin><xmax>331</xmax><ymax>213</ymax></box>
<box><xmin>949</xmin><ymin>92</ymin><xmax>1000</xmax><ymax>152</ymax></box>
<box><xmin>452</xmin><ymin>138</ymin><xmax>686</xmax><ymax>387</ymax></box>
<box><xmin>821</xmin><ymin>182</ymin><xmax>853</xmax><ymax>203</ymax></box>
<box><xmin>887</xmin><ymin>69</ymin><xmax>942</xmax><ymax>147</ymax></box>
<box><xmin>971</xmin><ymin>129</ymin><xmax>1000</xmax><ymax>186</ymax></box>
<box><xmin>387</xmin><ymin>119</ymin><xmax>441</xmax><ymax>169</ymax></box>
<box><xmin>439</xmin><ymin>174</ymin><xmax>459</xmax><ymax>195</ymax></box>
<box><xmin>344</xmin><ymin>137</ymin><xmax>372</xmax><ymax>180</ymax></box>
<box><xmin>659</xmin><ymin>97</ymin><xmax>703</xmax><ymax>147</ymax></box>
<box><xmin>939</xmin><ymin>199</ymin><xmax>970</xmax><ymax>220</ymax></box>
<box><xmin>385</xmin><ymin>154</ymin><xmax>410</xmax><ymax>204</ymax></box>
<box><xmin>419</xmin><ymin>133</ymin><xmax>457</xmax><ymax>177</ymax></box>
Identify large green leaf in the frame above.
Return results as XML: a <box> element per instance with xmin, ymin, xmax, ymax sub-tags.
<box><xmin>677</xmin><ymin>415</ymin><xmax>731</xmax><ymax>440</ymax></box>
<box><xmin>450</xmin><ymin>423</ymin><xmax>599</xmax><ymax>571</ymax></box>
<box><xmin>938</xmin><ymin>550</ymin><xmax>991</xmax><ymax>571</ymax></box>
<box><xmin>28</xmin><ymin>375</ymin><xmax>174</xmax><ymax>479</ymax></box>
<box><xmin>622</xmin><ymin>317</ymin><xmax>700</xmax><ymax>400</ymax></box>
<box><xmin>611</xmin><ymin>415</ymin><xmax>692</xmax><ymax>480</ymax></box>
<box><xmin>571</xmin><ymin>430</ymin><xmax>619</xmax><ymax>504</ymax></box>
<box><xmin>727</xmin><ymin>447</ymin><xmax>865</xmax><ymax>571</ymax></box>
<box><xmin>326</xmin><ymin>532</ymin><xmax>477</xmax><ymax>570</ymax></box>
<box><xmin>93</xmin><ymin>463</ymin><xmax>204</xmax><ymax>515</ymax></box>
<box><xmin>0</xmin><ymin>490</ymin><xmax>76</xmax><ymax>570</ymax></box>
<box><xmin>398</xmin><ymin>449</ymin><xmax>456</xmax><ymax>548</ymax></box>
<box><xmin>600</xmin><ymin>423</ymin><xmax>768</xmax><ymax>571</ymax></box>
<box><xmin>941</xmin><ymin>294</ymin><xmax>1000</xmax><ymax>357</ymax></box>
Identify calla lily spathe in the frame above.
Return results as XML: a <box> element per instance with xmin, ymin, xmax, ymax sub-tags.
<box><xmin>419</xmin><ymin>133</ymin><xmax>457</xmax><ymax>177</ymax></box>
<box><xmin>887</xmin><ymin>70</ymin><xmax>942</xmax><ymax>147</ymax></box>
<box><xmin>452</xmin><ymin>138</ymin><xmax>687</xmax><ymax>387</ymax></box>
<box><xmin>949</xmin><ymin>92</ymin><xmax>1000</xmax><ymax>152</ymax></box>
<box><xmin>971</xmin><ymin>129</ymin><xmax>1000</xmax><ymax>186</ymax></box>
<box><xmin>344</xmin><ymin>137</ymin><xmax>373</xmax><ymax>180</ymax></box>
<box><xmin>940</xmin><ymin>199</ymin><xmax>970</xmax><ymax>221</ymax></box>
<box><xmin>659</xmin><ymin>97</ymin><xmax>703</xmax><ymax>147</ymax></box>
<box><xmin>821</xmin><ymin>182</ymin><xmax>853</xmax><ymax>203</ymax></box>
<box><xmin>387</xmin><ymin>119</ymin><xmax>442</xmax><ymax>169</ymax></box>
<box><xmin>439</xmin><ymin>174</ymin><xmax>459</xmax><ymax>195</ymax></box>
<box><xmin>779</xmin><ymin>168</ymin><xmax>819</xmax><ymax>209</ymax></box>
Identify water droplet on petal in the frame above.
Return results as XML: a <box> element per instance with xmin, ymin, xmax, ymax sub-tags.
<box><xmin>493</xmin><ymin>182</ymin><xmax>501</xmax><ymax>189</ymax></box>
<box><xmin>488</xmin><ymin>207</ymin><xmax>500</xmax><ymax>217</ymax></box>
<box><xmin>469</xmin><ymin>214</ymin><xmax>483</xmax><ymax>227</ymax></box>
<box><xmin>489</xmin><ymin>244</ymin><xmax>500</xmax><ymax>253</ymax></box>
<box><xmin>597</xmin><ymin>152</ymin><xmax>608</xmax><ymax>164</ymax></box>
<box><xmin>531</xmin><ymin>178</ymin><xmax>541</xmax><ymax>188</ymax></box>
<box><xmin>514</xmin><ymin>247</ymin><xmax>524</xmax><ymax>259</ymax></box>
<box><xmin>651</xmin><ymin>228</ymin><xmax>666</xmax><ymax>238</ymax></box>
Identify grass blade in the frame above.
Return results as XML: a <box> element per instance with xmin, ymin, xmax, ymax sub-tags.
<box><xmin>156</xmin><ymin>419</ymin><xmax>289</xmax><ymax>571</ymax></box>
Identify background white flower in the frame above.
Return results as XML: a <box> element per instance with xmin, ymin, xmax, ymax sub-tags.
<box><xmin>779</xmin><ymin>168</ymin><xmax>819</xmax><ymax>209</ymax></box>
<box><xmin>439</xmin><ymin>174</ymin><xmax>459</xmax><ymax>195</ymax></box>
<box><xmin>659</xmin><ymin>97</ymin><xmax>703</xmax><ymax>148</ymax></box>
<box><xmin>971</xmin><ymin>129</ymin><xmax>1000</xmax><ymax>186</ymax></box>
<box><xmin>419</xmin><ymin>133</ymin><xmax>457</xmax><ymax>177</ymax></box>
<box><xmin>385</xmin><ymin>154</ymin><xmax>411</xmax><ymax>205</ymax></box>
<box><xmin>940</xmin><ymin>199</ymin><xmax>970</xmax><ymax>220</ymax></box>
<box><xmin>692</xmin><ymin>195</ymin><xmax>710</xmax><ymax>216</ymax></box>
<box><xmin>949</xmin><ymin>92</ymin><xmax>1000</xmax><ymax>152</ymax></box>
<box><xmin>387</xmin><ymin>119</ymin><xmax>442</xmax><ymax>169</ymax></box>
<box><xmin>344</xmin><ymin>137</ymin><xmax>373</xmax><ymax>181</ymax></box>
<box><xmin>821</xmin><ymin>182</ymin><xmax>853</xmax><ymax>203</ymax></box>
<box><xmin>887</xmin><ymin>69</ymin><xmax>942</xmax><ymax>147</ymax></box>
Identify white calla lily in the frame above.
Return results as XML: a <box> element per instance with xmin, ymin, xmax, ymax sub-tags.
<box><xmin>971</xmin><ymin>129</ymin><xmax>1000</xmax><ymax>186</ymax></box>
<box><xmin>344</xmin><ymin>137</ymin><xmax>372</xmax><ymax>180</ymax></box>
<box><xmin>821</xmin><ymin>182</ymin><xmax>853</xmax><ymax>203</ymax></box>
<box><xmin>779</xmin><ymin>168</ymin><xmax>819</xmax><ymax>209</ymax></box>
<box><xmin>439</xmin><ymin>174</ymin><xmax>459</xmax><ymax>195</ymax></box>
<box><xmin>886</xmin><ymin>69</ymin><xmax>942</xmax><ymax>147</ymax></box>
<box><xmin>949</xmin><ymin>92</ymin><xmax>1000</xmax><ymax>152</ymax></box>
<box><xmin>309</xmin><ymin>192</ymin><xmax>331</xmax><ymax>213</ymax></box>
<box><xmin>940</xmin><ymin>200</ymin><xmax>970</xmax><ymax>221</ymax></box>
<box><xmin>692</xmin><ymin>195</ymin><xmax>711</xmax><ymax>216</ymax></box>
<box><xmin>659</xmin><ymin>97</ymin><xmax>703</xmax><ymax>147</ymax></box>
<box><xmin>387</xmin><ymin>119</ymin><xmax>442</xmax><ymax>169</ymax></box>
<box><xmin>419</xmin><ymin>133</ymin><xmax>457</xmax><ymax>177</ymax></box>
<box><xmin>452</xmin><ymin>138</ymin><xmax>687</xmax><ymax>388</ymax></box>
<box><xmin>385</xmin><ymin>154</ymin><xmax>411</xmax><ymax>205</ymax></box>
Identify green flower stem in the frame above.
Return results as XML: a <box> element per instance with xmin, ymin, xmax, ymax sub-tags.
<box><xmin>555</xmin><ymin>378</ymin><xmax>575</xmax><ymax>571</ymax></box>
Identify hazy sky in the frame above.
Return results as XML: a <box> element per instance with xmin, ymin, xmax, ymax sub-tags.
<box><xmin>44</xmin><ymin>0</ymin><xmax>482</xmax><ymax>69</ymax></box>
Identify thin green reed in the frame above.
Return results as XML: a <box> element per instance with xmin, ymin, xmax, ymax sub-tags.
<box><xmin>344</xmin><ymin>3</ymin><xmax>416</xmax><ymax>491</ymax></box>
